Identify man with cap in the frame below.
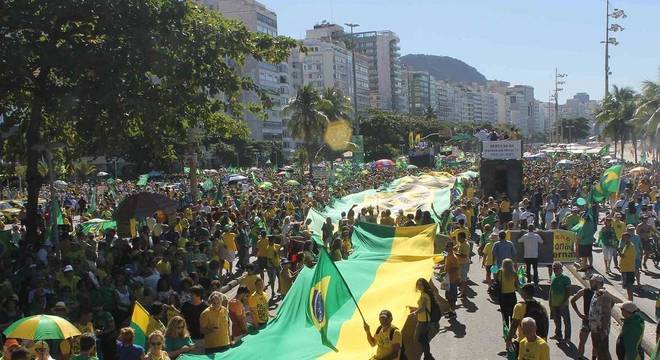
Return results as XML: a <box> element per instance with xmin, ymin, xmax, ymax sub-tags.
<box><xmin>363</xmin><ymin>310</ymin><xmax>401</xmax><ymax>360</ymax></box>
<box><xmin>56</xmin><ymin>265</ymin><xmax>80</xmax><ymax>297</ymax></box>
<box><xmin>619</xmin><ymin>302</ymin><xmax>645</xmax><ymax>360</ymax></box>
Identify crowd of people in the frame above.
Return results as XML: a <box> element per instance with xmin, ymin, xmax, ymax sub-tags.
<box><xmin>0</xmin><ymin>154</ymin><xmax>658</xmax><ymax>360</ymax></box>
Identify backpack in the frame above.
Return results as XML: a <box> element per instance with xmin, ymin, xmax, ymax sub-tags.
<box><xmin>428</xmin><ymin>294</ymin><xmax>442</xmax><ymax>325</ymax></box>
<box><xmin>375</xmin><ymin>325</ymin><xmax>399</xmax><ymax>340</ymax></box>
<box><xmin>523</xmin><ymin>300</ymin><xmax>549</xmax><ymax>338</ymax></box>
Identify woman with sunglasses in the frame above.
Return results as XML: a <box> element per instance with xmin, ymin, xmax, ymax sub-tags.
<box><xmin>146</xmin><ymin>331</ymin><xmax>170</xmax><ymax>360</ymax></box>
<box><xmin>165</xmin><ymin>316</ymin><xmax>194</xmax><ymax>359</ymax></box>
<box><xmin>33</xmin><ymin>341</ymin><xmax>55</xmax><ymax>360</ymax></box>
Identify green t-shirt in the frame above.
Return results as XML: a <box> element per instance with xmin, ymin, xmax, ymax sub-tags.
<box><xmin>549</xmin><ymin>274</ymin><xmax>571</xmax><ymax>306</ymax></box>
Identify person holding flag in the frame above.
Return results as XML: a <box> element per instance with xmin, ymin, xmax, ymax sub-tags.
<box><xmin>363</xmin><ymin>310</ymin><xmax>402</xmax><ymax>360</ymax></box>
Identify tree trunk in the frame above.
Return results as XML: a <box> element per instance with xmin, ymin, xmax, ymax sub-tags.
<box><xmin>306</xmin><ymin>145</ymin><xmax>314</xmax><ymax>182</ymax></box>
<box><xmin>613</xmin><ymin>138</ymin><xmax>618</xmax><ymax>158</ymax></box>
<box><xmin>25</xmin><ymin>93</ymin><xmax>45</xmax><ymax>249</ymax></box>
<box><xmin>631</xmin><ymin>132</ymin><xmax>638</xmax><ymax>163</ymax></box>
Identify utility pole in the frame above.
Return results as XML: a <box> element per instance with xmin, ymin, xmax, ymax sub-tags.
<box><xmin>187</xmin><ymin>126</ymin><xmax>202</xmax><ymax>203</ymax></box>
<box><xmin>345</xmin><ymin>22</ymin><xmax>360</xmax><ymax>134</ymax></box>
<box><xmin>553</xmin><ymin>68</ymin><xmax>567</xmax><ymax>143</ymax></box>
<box><xmin>602</xmin><ymin>1</ymin><xmax>626</xmax><ymax>98</ymax></box>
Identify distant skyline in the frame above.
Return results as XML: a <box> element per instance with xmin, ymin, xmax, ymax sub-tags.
<box><xmin>259</xmin><ymin>0</ymin><xmax>659</xmax><ymax>103</ymax></box>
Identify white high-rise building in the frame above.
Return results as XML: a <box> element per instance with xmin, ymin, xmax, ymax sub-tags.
<box><xmin>200</xmin><ymin>0</ymin><xmax>290</xmax><ymax>142</ymax></box>
<box><xmin>560</xmin><ymin>92</ymin><xmax>599</xmax><ymax>121</ymax></box>
<box><xmin>351</xmin><ymin>30</ymin><xmax>407</xmax><ymax>112</ymax></box>
<box><xmin>434</xmin><ymin>81</ymin><xmax>498</xmax><ymax>124</ymax></box>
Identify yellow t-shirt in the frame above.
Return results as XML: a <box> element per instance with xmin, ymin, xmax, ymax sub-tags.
<box><xmin>223</xmin><ymin>233</ymin><xmax>237</xmax><ymax>252</ymax></box>
<box><xmin>612</xmin><ymin>219</ymin><xmax>626</xmax><ymax>241</ymax></box>
<box><xmin>199</xmin><ymin>306</ymin><xmax>231</xmax><ymax>348</ymax></box>
<box><xmin>463</xmin><ymin>209</ymin><xmax>473</xmax><ymax>229</ymax></box>
<box><xmin>156</xmin><ymin>260</ymin><xmax>171</xmax><ymax>275</ymax></box>
<box><xmin>416</xmin><ymin>293</ymin><xmax>431</xmax><ymax>322</ymax></box>
<box><xmin>483</xmin><ymin>241</ymin><xmax>494</xmax><ymax>266</ymax></box>
<box><xmin>454</xmin><ymin>241</ymin><xmax>471</xmax><ymax>265</ymax></box>
<box><xmin>518</xmin><ymin>336</ymin><xmax>550</xmax><ymax>360</ymax></box>
<box><xmin>500</xmin><ymin>200</ymin><xmax>511</xmax><ymax>213</ymax></box>
<box><xmin>248</xmin><ymin>291</ymin><xmax>270</xmax><ymax>324</ymax></box>
<box><xmin>619</xmin><ymin>243</ymin><xmax>636</xmax><ymax>272</ymax></box>
<box><xmin>498</xmin><ymin>272</ymin><xmax>517</xmax><ymax>294</ymax></box>
<box><xmin>256</xmin><ymin>237</ymin><xmax>268</xmax><ymax>258</ymax></box>
<box><xmin>512</xmin><ymin>301</ymin><xmax>548</xmax><ymax>340</ymax></box>
<box><xmin>373</xmin><ymin>326</ymin><xmax>402</xmax><ymax>360</ymax></box>
<box><xmin>380</xmin><ymin>217</ymin><xmax>395</xmax><ymax>226</ymax></box>
<box><xmin>266</xmin><ymin>244</ymin><xmax>281</xmax><ymax>267</ymax></box>
<box><xmin>240</xmin><ymin>274</ymin><xmax>259</xmax><ymax>293</ymax></box>
<box><xmin>278</xmin><ymin>268</ymin><xmax>293</xmax><ymax>296</ymax></box>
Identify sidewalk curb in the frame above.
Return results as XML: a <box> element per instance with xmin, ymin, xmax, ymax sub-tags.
<box><xmin>565</xmin><ymin>264</ymin><xmax>656</xmax><ymax>356</ymax></box>
<box><xmin>220</xmin><ymin>274</ymin><xmax>246</xmax><ymax>294</ymax></box>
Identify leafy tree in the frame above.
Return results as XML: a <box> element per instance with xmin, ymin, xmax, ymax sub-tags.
<box><xmin>595</xmin><ymin>86</ymin><xmax>636</xmax><ymax>158</ymax></box>
<box><xmin>70</xmin><ymin>160</ymin><xmax>96</xmax><ymax>183</ymax></box>
<box><xmin>282</xmin><ymin>85</ymin><xmax>329</xmax><ymax>177</ymax></box>
<box><xmin>423</xmin><ymin>106</ymin><xmax>437</xmax><ymax>120</ymax></box>
<box><xmin>0</xmin><ymin>0</ymin><xmax>296</xmax><ymax>246</ymax></box>
<box><xmin>555</xmin><ymin>117</ymin><xmax>591</xmax><ymax>142</ymax></box>
<box><xmin>320</xmin><ymin>88</ymin><xmax>352</xmax><ymax>122</ymax></box>
<box><xmin>634</xmin><ymin>80</ymin><xmax>659</xmax><ymax>161</ymax></box>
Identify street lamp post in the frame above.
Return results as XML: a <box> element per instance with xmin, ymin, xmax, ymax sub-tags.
<box><xmin>602</xmin><ymin>1</ymin><xmax>626</xmax><ymax>98</ymax></box>
<box><xmin>345</xmin><ymin>22</ymin><xmax>360</xmax><ymax>134</ymax></box>
<box><xmin>553</xmin><ymin>68</ymin><xmax>567</xmax><ymax>143</ymax></box>
<box><xmin>567</xmin><ymin>125</ymin><xmax>575</xmax><ymax>153</ymax></box>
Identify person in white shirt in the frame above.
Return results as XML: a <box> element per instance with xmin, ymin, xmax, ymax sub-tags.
<box><xmin>511</xmin><ymin>205</ymin><xmax>522</xmax><ymax>229</ymax></box>
<box><xmin>614</xmin><ymin>195</ymin><xmax>628</xmax><ymax>211</ymax></box>
<box><xmin>543</xmin><ymin>196</ymin><xmax>555</xmax><ymax>230</ymax></box>
<box><xmin>517</xmin><ymin>224</ymin><xmax>544</xmax><ymax>285</ymax></box>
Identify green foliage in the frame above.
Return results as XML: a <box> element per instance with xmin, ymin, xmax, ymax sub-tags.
<box><xmin>595</xmin><ymin>86</ymin><xmax>637</xmax><ymax>157</ymax></box>
<box><xmin>0</xmin><ymin>0</ymin><xmax>297</xmax><ymax>245</ymax></box>
<box><xmin>282</xmin><ymin>85</ymin><xmax>330</xmax><ymax>175</ymax></box>
<box><xmin>70</xmin><ymin>160</ymin><xmax>96</xmax><ymax>182</ymax></box>
<box><xmin>555</xmin><ymin>117</ymin><xmax>591</xmax><ymax>141</ymax></box>
<box><xmin>319</xmin><ymin>88</ymin><xmax>352</xmax><ymax>122</ymax></box>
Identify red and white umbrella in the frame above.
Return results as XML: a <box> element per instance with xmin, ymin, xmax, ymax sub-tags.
<box><xmin>374</xmin><ymin>159</ymin><xmax>395</xmax><ymax>169</ymax></box>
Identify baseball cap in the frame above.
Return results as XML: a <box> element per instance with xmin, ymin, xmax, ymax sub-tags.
<box><xmin>63</xmin><ymin>265</ymin><xmax>73</xmax><ymax>272</ymax></box>
<box><xmin>620</xmin><ymin>301</ymin><xmax>638</xmax><ymax>313</ymax></box>
<box><xmin>626</xmin><ymin>224</ymin><xmax>636</xmax><ymax>230</ymax></box>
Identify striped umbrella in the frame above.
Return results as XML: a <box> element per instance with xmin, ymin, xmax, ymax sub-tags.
<box><xmin>3</xmin><ymin>315</ymin><xmax>81</xmax><ymax>340</ymax></box>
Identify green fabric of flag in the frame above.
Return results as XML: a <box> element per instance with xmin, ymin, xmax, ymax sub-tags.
<box><xmin>640</xmin><ymin>152</ymin><xmax>647</xmax><ymax>165</ymax></box>
<box><xmin>85</xmin><ymin>186</ymin><xmax>97</xmax><ymax>215</ymax></box>
<box><xmin>46</xmin><ymin>200</ymin><xmax>64</xmax><ymax>245</ymax></box>
<box><xmin>183</xmin><ymin>167</ymin><xmax>190</xmax><ymax>174</ymax></box>
<box><xmin>202</xmin><ymin>177</ymin><xmax>214</xmax><ymax>191</ymax></box>
<box><xmin>548</xmin><ymin>152</ymin><xmax>557</xmax><ymax>160</ymax></box>
<box><xmin>597</xmin><ymin>144</ymin><xmax>609</xmax><ymax>157</ymax></box>
<box><xmin>307</xmin><ymin>248</ymin><xmax>354</xmax><ymax>349</ymax></box>
<box><xmin>599</xmin><ymin>164</ymin><xmax>622</xmax><ymax>194</ymax></box>
<box><xmin>137</xmin><ymin>174</ymin><xmax>149</xmax><ymax>186</ymax></box>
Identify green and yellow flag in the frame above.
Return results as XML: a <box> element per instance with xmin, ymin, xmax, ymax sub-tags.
<box><xmin>599</xmin><ymin>164</ymin><xmax>622</xmax><ymax>194</ymax></box>
<box><xmin>597</xmin><ymin>144</ymin><xmax>609</xmax><ymax>157</ymax></box>
<box><xmin>46</xmin><ymin>201</ymin><xmax>64</xmax><ymax>245</ymax></box>
<box><xmin>308</xmin><ymin>248</ymin><xmax>357</xmax><ymax>350</ymax></box>
<box><xmin>130</xmin><ymin>301</ymin><xmax>165</xmax><ymax>347</ymax></box>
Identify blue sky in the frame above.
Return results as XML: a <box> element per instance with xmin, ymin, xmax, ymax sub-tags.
<box><xmin>261</xmin><ymin>0</ymin><xmax>659</xmax><ymax>103</ymax></box>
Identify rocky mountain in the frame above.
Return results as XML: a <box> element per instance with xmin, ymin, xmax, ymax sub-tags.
<box><xmin>400</xmin><ymin>54</ymin><xmax>487</xmax><ymax>84</ymax></box>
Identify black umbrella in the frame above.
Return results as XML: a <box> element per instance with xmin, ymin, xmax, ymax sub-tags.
<box><xmin>113</xmin><ymin>192</ymin><xmax>178</xmax><ymax>221</ymax></box>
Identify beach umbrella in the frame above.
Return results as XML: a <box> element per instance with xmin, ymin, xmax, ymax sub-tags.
<box><xmin>406</xmin><ymin>164</ymin><xmax>418</xmax><ymax>170</ymax></box>
<box><xmin>259</xmin><ymin>181</ymin><xmax>273</xmax><ymax>190</ymax></box>
<box><xmin>374</xmin><ymin>159</ymin><xmax>395</xmax><ymax>169</ymax></box>
<box><xmin>3</xmin><ymin>315</ymin><xmax>81</xmax><ymax>340</ymax></box>
<box><xmin>628</xmin><ymin>166</ymin><xmax>649</xmax><ymax>174</ymax></box>
<box><xmin>225</xmin><ymin>174</ymin><xmax>248</xmax><ymax>183</ymax></box>
<box><xmin>557</xmin><ymin>159</ymin><xmax>574</xmax><ymax>165</ymax></box>
<box><xmin>285</xmin><ymin>179</ymin><xmax>300</xmax><ymax>186</ymax></box>
<box><xmin>53</xmin><ymin>180</ymin><xmax>68</xmax><ymax>189</ymax></box>
<box><xmin>96</xmin><ymin>171</ymin><xmax>109</xmax><ymax>177</ymax></box>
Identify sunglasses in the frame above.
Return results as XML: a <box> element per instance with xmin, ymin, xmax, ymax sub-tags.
<box><xmin>35</xmin><ymin>348</ymin><xmax>47</xmax><ymax>353</ymax></box>
<box><xmin>150</xmin><ymin>342</ymin><xmax>162</xmax><ymax>346</ymax></box>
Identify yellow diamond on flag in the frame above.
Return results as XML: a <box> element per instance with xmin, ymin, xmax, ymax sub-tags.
<box><xmin>324</xmin><ymin>120</ymin><xmax>353</xmax><ymax>151</ymax></box>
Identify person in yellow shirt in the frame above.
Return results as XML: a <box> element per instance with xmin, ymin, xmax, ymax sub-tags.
<box><xmin>200</xmin><ymin>291</ymin><xmax>231</xmax><ymax>354</ymax></box>
<box><xmin>221</xmin><ymin>229</ymin><xmax>237</xmax><ymax>275</ymax></box>
<box><xmin>265</xmin><ymin>237</ymin><xmax>281</xmax><ymax>298</ymax></box>
<box><xmin>482</xmin><ymin>232</ymin><xmax>497</xmax><ymax>284</ymax></box>
<box><xmin>248</xmin><ymin>278</ymin><xmax>269</xmax><ymax>329</ymax></box>
<box><xmin>278</xmin><ymin>261</ymin><xmax>298</xmax><ymax>297</ymax></box>
<box><xmin>506</xmin><ymin>284</ymin><xmax>549</xmax><ymax>348</ymax></box>
<box><xmin>156</xmin><ymin>256</ymin><xmax>172</xmax><ymax>276</ymax></box>
<box><xmin>56</xmin><ymin>265</ymin><xmax>80</xmax><ymax>297</ymax></box>
<box><xmin>255</xmin><ymin>231</ymin><xmax>269</xmax><ymax>280</ymax></box>
<box><xmin>364</xmin><ymin>310</ymin><xmax>402</xmax><ymax>360</ymax></box>
<box><xmin>618</xmin><ymin>232</ymin><xmax>636</xmax><ymax>301</ymax></box>
<box><xmin>379</xmin><ymin>209</ymin><xmax>395</xmax><ymax>226</ymax></box>
<box><xmin>454</xmin><ymin>232</ymin><xmax>471</xmax><ymax>298</ymax></box>
<box><xmin>239</xmin><ymin>265</ymin><xmax>260</xmax><ymax>293</ymax></box>
<box><xmin>407</xmin><ymin>278</ymin><xmax>435</xmax><ymax>360</ymax></box>
<box><xmin>518</xmin><ymin>317</ymin><xmax>550</xmax><ymax>360</ymax></box>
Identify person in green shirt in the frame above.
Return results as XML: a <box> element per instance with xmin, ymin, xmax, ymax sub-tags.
<box><xmin>549</xmin><ymin>261</ymin><xmax>572</xmax><ymax>342</ymax></box>
<box><xmin>71</xmin><ymin>333</ymin><xmax>98</xmax><ymax>360</ymax></box>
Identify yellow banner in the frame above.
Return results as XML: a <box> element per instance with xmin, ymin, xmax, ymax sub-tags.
<box><xmin>552</xmin><ymin>230</ymin><xmax>576</xmax><ymax>262</ymax></box>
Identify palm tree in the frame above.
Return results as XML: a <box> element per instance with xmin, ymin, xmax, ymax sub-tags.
<box><xmin>71</xmin><ymin>160</ymin><xmax>97</xmax><ymax>183</ymax></box>
<box><xmin>595</xmin><ymin>86</ymin><xmax>636</xmax><ymax>158</ymax></box>
<box><xmin>282</xmin><ymin>85</ymin><xmax>329</xmax><ymax>178</ymax></box>
<box><xmin>320</xmin><ymin>88</ymin><xmax>352</xmax><ymax>122</ymax></box>
<box><xmin>634</xmin><ymin>80</ymin><xmax>660</xmax><ymax>161</ymax></box>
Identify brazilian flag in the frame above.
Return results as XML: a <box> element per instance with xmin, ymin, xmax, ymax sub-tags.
<box><xmin>599</xmin><ymin>164</ymin><xmax>622</xmax><ymax>194</ymax></box>
<box><xmin>307</xmin><ymin>248</ymin><xmax>355</xmax><ymax>350</ymax></box>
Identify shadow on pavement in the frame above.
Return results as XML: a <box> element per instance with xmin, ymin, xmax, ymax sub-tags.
<box><xmin>438</xmin><ymin>317</ymin><xmax>466</xmax><ymax>338</ymax></box>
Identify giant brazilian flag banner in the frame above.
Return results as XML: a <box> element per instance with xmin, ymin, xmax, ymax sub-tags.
<box><xmin>181</xmin><ymin>172</ymin><xmax>464</xmax><ymax>360</ymax></box>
